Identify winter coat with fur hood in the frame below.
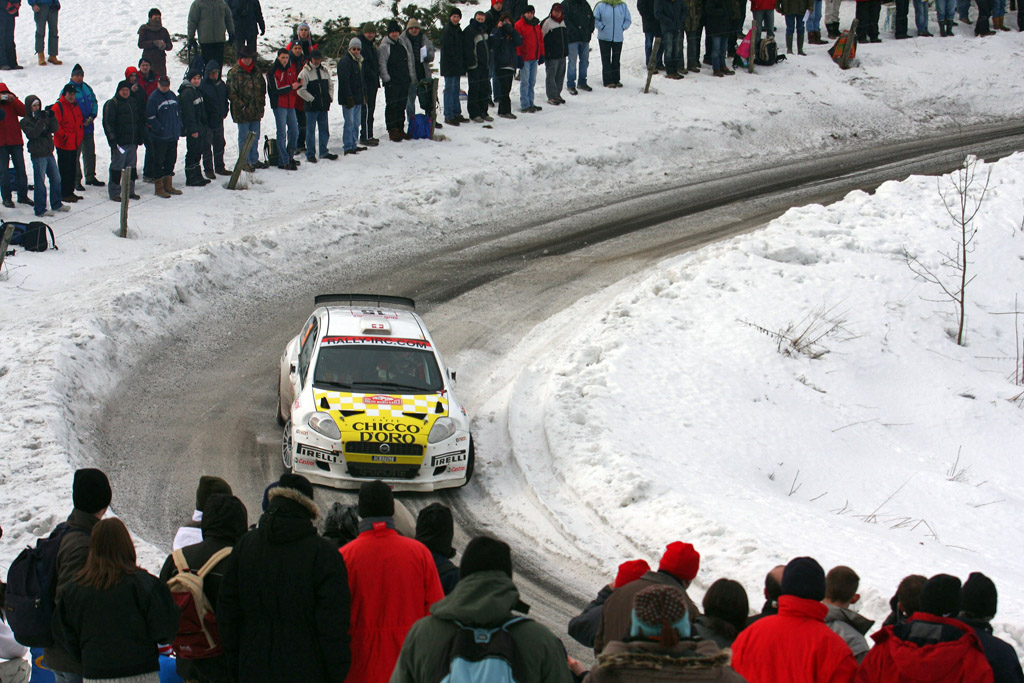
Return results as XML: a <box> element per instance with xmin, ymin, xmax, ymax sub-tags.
<box><xmin>583</xmin><ymin>638</ymin><xmax>746</xmax><ymax>683</ymax></box>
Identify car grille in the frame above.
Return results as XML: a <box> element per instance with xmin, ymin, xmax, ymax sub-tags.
<box><xmin>346</xmin><ymin>463</ymin><xmax>421</xmax><ymax>479</ymax></box>
<box><xmin>344</xmin><ymin>442</ymin><xmax>424</xmax><ymax>456</ymax></box>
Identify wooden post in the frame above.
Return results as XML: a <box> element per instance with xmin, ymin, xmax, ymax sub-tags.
<box><xmin>228</xmin><ymin>131</ymin><xmax>259</xmax><ymax>190</ymax></box>
<box><xmin>644</xmin><ymin>37</ymin><xmax>662</xmax><ymax>94</ymax></box>
<box><xmin>0</xmin><ymin>222</ymin><xmax>14</xmax><ymax>276</ymax></box>
<box><xmin>118</xmin><ymin>167</ymin><xmax>130</xmax><ymax>238</ymax></box>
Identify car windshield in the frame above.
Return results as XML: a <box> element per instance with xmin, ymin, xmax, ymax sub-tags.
<box><xmin>312</xmin><ymin>344</ymin><xmax>444</xmax><ymax>394</ymax></box>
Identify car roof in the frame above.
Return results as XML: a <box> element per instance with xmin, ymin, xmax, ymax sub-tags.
<box><xmin>318</xmin><ymin>304</ymin><xmax>428</xmax><ymax>341</ymax></box>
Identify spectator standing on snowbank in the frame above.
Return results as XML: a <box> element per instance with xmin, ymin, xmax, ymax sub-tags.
<box><xmin>594</xmin><ymin>0</ymin><xmax>630</xmax><ymax>87</ymax></box>
<box><xmin>101</xmin><ymin>80</ymin><xmax>144</xmax><ymax>201</ymax></box>
<box><xmin>489</xmin><ymin>13</ymin><xmax>520</xmax><ymax>120</ymax></box>
<box><xmin>217</xmin><ymin>474</ymin><xmax>352</xmax><ymax>681</ymax></box>
<box><xmin>694</xmin><ymin>578</ymin><xmax>748</xmax><ymax>648</ymax></box>
<box><xmin>823</xmin><ymin>565</ymin><xmax>873</xmax><ymax>663</ymax></box>
<box><xmin>0</xmin><ymin>0</ymin><xmax>21</xmax><ymax>71</ymax></box>
<box><xmin>51</xmin><ymin>84</ymin><xmax>82</xmax><ymax>203</ymax></box>
<box><xmin>199</xmin><ymin>60</ymin><xmax>230</xmax><ymax>177</ymax></box>
<box><xmin>297</xmin><ymin>49</ymin><xmax>336</xmax><ymax>162</ymax></box>
<box><xmin>746</xmin><ymin>564</ymin><xmax>784</xmax><ymax>626</ymax></box>
<box><xmin>0</xmin><ymin>82</ymin><xmax>29</xmax><ymax>208</ymax></box>
<box><xmin>227</xmin><ymin>0</ymin><xmax>264</xmax><ymax>52</ymax></box>
<box><xmin>337</xmin><ymin>38</ymin><xmax>366</xmax><ymax>156</ymax></box>
<box><xmin>20</xmin><ymin>94</ymin><xmax>66</xmax><ymax>215</ymax></box>
<box><xmin>414</xmin><ymin>503</ymin><xmax>460</xmax><ymax>595</ymax></box>
<box><xmin>654</xmin><ymin>0</ymin><xmax>686</xmax><ymax>78</ymax></box>
<box><xmin>562</xmin><ymin>0</ymin><xmax>594</xmax><ymax>94</ymax></box>
<box><xmin>637</xmin><ymin>0</ymin><xmax>664</xmax><ymax>71</ymax></box>
<box><xmin>541</xmin><ymin>4</ymin><xmax>569</xmax><ymax>104</ymax></box>
<box><xmin>378</xmin><ymin>20</ymin><xmax>410</xmax><ymax>142</ymax></box>
<box><xmin>66</xmin><ymin>63</ymin><xmax>102</xmax><ymax>189</ymax></box>
<box><xmin>780</xmin><ymin>0</ymin><xmax>814</xmax><ymax>55</ymax></box>
<box><xmin>268</xmin><ymin>47</ymin><xmax>300</xmax><ymax>170</ymax></box>
<box><xmin>399</xmin><ymin>19</ymin><xmax>436</xmax><ymax>120</ymax></box>
<box><xmin>54</xmin><ymin>518</ymin><xmax>180</xmax><ymax>683</ymax></box>
<box><xmin>515</xmin><ymin>6</ymin><xmax>544</xmax><ymax>113</ymax></box>
<box><xmin>188</xmin><ymin>0</ymin><xmax>234</xmax><ymax>69</ymax></box>
<box><xmin>180</xmin><ymin>64</ymin><xmax>212</xmax><ymax>186</ymax></box>
<box><xmin>440</xmin><ymin>6</ymin><xmax>465</xmax><ymax>127</ymax></box>
<box><xmin>356</xmin><ymin>23</ymin><xmax>380</xmax><ymax>146</ymax></box>
<box><xmin>145</xmin><ymin>74</ymin><xmax>183</xmax><ymax>198</ymax></box>
<box><xmin>463</xmin><ymin>11</ymin><xmax>491</xmax><ymax>121</ymax></box>
<box><xmin>226</xmin><ymin>44</ymin><xmax>265</xmax><ymax>169</ymax></box>
<box><xmin>138</xmin><ymin>8</ymin><xmax>173</xmax><ymax>78</ymax></box>
<box><xmin>30</xmin><ymin>0</ymin><xmax>59</xmax><ymax>66</ymax></box>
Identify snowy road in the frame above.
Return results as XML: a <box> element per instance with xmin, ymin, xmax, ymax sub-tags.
<box><xmin>95</xmin><ymin>121</ymin><xmax>1024</xmax><ymax>646</ymax></box>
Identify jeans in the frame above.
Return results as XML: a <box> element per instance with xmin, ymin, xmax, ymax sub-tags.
<box><xmin>567</xmin><ymin>41</ymin><xmax>589</xmax><ymax>88</ymax></box>
<box><xmin>913</xmin><ymin>0</ymin><xmax>931</xmax><ymax>30</ymax></box>
<box><xmin>34</xmin><ymin>4</ymin><xmax>57</xmax><ymax>55</ymax></box>
<box><xmin>992</xmin><ymin>0</ymin><xmax>1005</xmax><ymax>18</ymax></box>
<box><xmin>662</xmin><ymin>29</ymin><xmax>682</xmax><ymax>73</ymax></box>
<box><xmin>236</xmin><ymin>120</ymin><xmax>260</xmax><ymax>165</ymax></box>
<box><xmin>956</xmin><ymin>0</ymin><xmax>971</xmax><ymax>19</ymax></box>
<box><xmin>519</xmin><ymin>59</ymin><xmax>537</xmax><ymax>110</ymax></box>
<box><xmin>443</xmin><ymin>75</ymin><xmax>462</xmax><ymax>119</ymax></box>
<box><xmin>936</xmin><ymin>0</ymin><xmax>956</xmax><ymax>20</ymax></box>
<box><xmin>807</xmin><ymin>0</ymin><xmax>823</xmax><ymax>31</ymax></box>
<box><xmin>0</xmin><ymin>144</ymin><xmax>28</xmax><ymax>202</ymax></box>
<box><xmin>785</xmin><ymin>13</ymin><xmax>806</xmax><ymax>34</ymax></box>
<box><xmin>752</xmin><ymin>8</ymin><xmax>775</xmax><ymax>37</ymax></box>
<box><xmin>598</xmin><ymin>39</ymin><xmax>623</xmax><ymax>85</ymax></box>
<box><xmin>685</xmin><ymin>29</ymin><xmax>701</xmax><ymax>68</ymax></box>
<box><xmin>545</xmin><ymin>57</ymin><xmax>566</xmax><ymax>99</ymax></box>
<box><xmin>643</xmin><ymin>32</ymin><xmax>665</xmax><ymax>67</ymax></box>
<box><xmin>108</xmin><ymin>143</ymin><xmax>137</xmax><ymax>199</ymax></box>
<box><xmin>0</xmin><ymin>11</ymin><xmax>17</xmax><ymax>69</ymax></box>
<box><xmin>52</xmin><ymin>673</ymin><xmax>83</xmax><ymax>683</ymax></box>
<box><xmin>710</xmin><ymin>35</ymin><xmax>726</xmax><ymax>71</ymax></box>
<box><xmin>31</xmin><ymin>155</ymin><xmax>61</xmax><ymax>215</ymax></box>
<box><xmin>361</xmin><ymin>87</ymin><xmax>377</xmax><ymax>141</ymax></box>
<box><xmin>273</xmin><ymin>107</ymin><xmax>298</xmax><ymax>166</ymax></box>
<box><xmin>305</xmin><ymin>110</ymin><xmax>329</xmax><ymax>158</ymax></box>
<box><xmin>342</xmin><ymin>105</ymin><xmax>361</xmax><ymax>151</ymax></box>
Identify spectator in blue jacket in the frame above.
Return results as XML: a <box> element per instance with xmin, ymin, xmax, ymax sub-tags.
<box><xmin>145</xmin><ymin>74</ymin><xmax>182</xmax><ymax>197</ymax></box>
<box><xmin>337</xmin><ymin>38</ymin><xmax>366</xmax><ymax>156</ymax></box>
<box><xmin>66</xmin><ymin>63</ymin><xmax>103</xmax><ymax>189</ymax></box>
<box><xmin>199</xmin><ymin>60</ymin><xmax>230</xmax><ymax>177</ymax></box>
<box><xmin>30</xmin><ymin>0</ymin><xmax>59</xmax><ymax>66</ymax></box>
<box><xmin>594</xmin><ymin>0</ymin><xmax>631</xmax><ymax>86</ymax></box>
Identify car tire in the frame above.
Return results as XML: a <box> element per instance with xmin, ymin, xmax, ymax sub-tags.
<box><xmin>281</xmin><ymin>420</ymin><xmax>294</xmax><ymax>473</ymax></box>
<box><xmin>459</xmin><ymin>438</ymin><xmax>475</xmax><ymax>487</ymax></box>
<box><xmin>276</xmin><ymin>385</ymin><xmax>287</xmax><ymax>427</ymax></box>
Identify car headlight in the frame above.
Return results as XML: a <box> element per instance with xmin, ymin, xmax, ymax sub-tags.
<box><xmin>308</xmin><ymin>413</ymin><xmax>341</xmax><ymax>440</ymax></box>
<box><xmin>428</xmin><ymin>417</ymin><xmax>456</xmax><ymax>444</ymax></box>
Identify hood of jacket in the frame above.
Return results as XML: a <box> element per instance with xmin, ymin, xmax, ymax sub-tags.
<box><xmin>596</xmin><ymin>639</ymin><xmax>731</xmax><ymax>672</ymax></box>
<box><xmin>200</xmin><ymin>494</ymin><xmax>248</xmax><ymax>544</ymax></box>
<box><xmin>430</xmin><ymin>570</ymin><xmax>528</xmax><ymax>626</ymax></box>
<box><xmin>824</xmin><ymin>604</ymin><xmax>874</xmax><ymax>636</ymax></box>
<box><xmin>871</xmin><ymin>615</ymin><xmax>984</xmax><ymax>680</ymax></box>
<box><xmin>603</xmin><ymin>0</ymin><xmax>627</xmax><ymax>6</ymax></box>
<box><xmin>205</xmin><ymin>60</ymin><xmax>221</xmax><ymax>78</ymax></box>
<box><xmin>23</xmin><ymin>94</ymin><xmax>40</xmax><ymax>111</ymax></box>
<box><xmin>0</xmin><ymin>83</ymin><xmax>10</xmax><ymax>95</ymax></box>
<box><xmin>777</xmin><ymin>594</ymin><xmax>829</xmax><ymax>622</ymax></box>
<box><xmin>257</xmin><ymin>487</ymin><xmax>319</xmax><ymax>545</ymax></box>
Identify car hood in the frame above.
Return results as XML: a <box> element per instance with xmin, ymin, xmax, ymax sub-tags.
<box><xmin>311</xmin><ymin>389</ymin><xmax>449</xmax><ymax>446</ymax></box>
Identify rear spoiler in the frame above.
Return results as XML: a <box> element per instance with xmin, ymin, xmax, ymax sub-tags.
<box><xmin>314</xmin><ymin>294</ymin><xmax>416</xmax><ymax>310</ymax></box>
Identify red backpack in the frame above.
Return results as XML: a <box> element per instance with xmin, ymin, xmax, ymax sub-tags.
<box><xmin>167</xmin><ymin>547</ymin><xmax>232</xmax><ymax>659</ymax></box>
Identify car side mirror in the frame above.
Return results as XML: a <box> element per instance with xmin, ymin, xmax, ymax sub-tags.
<box><xmin>290</xmin><ymin>363</ymin><xmax>297</xmax><ymax>375</ymax></box>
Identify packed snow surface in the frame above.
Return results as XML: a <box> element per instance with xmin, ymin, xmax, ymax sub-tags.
<box><xmin>0</xmin><ymin>0</ymin><xmax>1023</xmax><ymax>658</ymax></box>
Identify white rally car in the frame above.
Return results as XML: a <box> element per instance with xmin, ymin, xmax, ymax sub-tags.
<box><xmin>278</xmin><ymin>294</ymin><xmax>473</xmax><ymax>491</ymax></box>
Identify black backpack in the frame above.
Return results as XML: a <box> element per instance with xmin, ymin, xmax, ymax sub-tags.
<box><xmin>4</xmin><ymin>221</ymin><xmax>58</xmax><ymax>253</ymax></box>
<box><xmin>755</xmin><ymin>36</ymin><xmax>784</xmax><ymax>66</ymax></box>
<box><xmin>4</xmin><ymin>523</ymin><xmax>87</xmax><ymax>647</ymax></box>
<box><xmin>263</xmin><ymin>136</ymin><xmax>279</xmax><ymax>167</ymax></box>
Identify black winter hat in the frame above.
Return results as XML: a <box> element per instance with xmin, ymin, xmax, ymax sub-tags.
<box><xmin>73</xmin><ymin>468</ymin><xmax>112</xmax><ymax>514</ymax></box>
<box><xmin>415</xmin><ymin>503</ymin><xmax>455</xmax><ymax>558</ymax></box>
<box><xmin>310</xmin><ymin>49</ymin><xmax>322</xmax><ymax>60</ymax></box>
<box><xmin>61</xmin><ymin>83</ymin><xmax>76</xmax><ymax>95</ymax></box>
<box><xmin>781</xmin><ymin>557</ymin><xmax>826</xmax><ymax>601</ymax></box>
<box><xmin>524</xmin><ymin>4</ymin><xmax>536</xmax><ymax>12</ymax></box>
<box><xmin>358</xmin><ymin>480</ymin><xmax>394</xmax><ymax>518</ymax></box>
<box><xmin>387</xmin><ymin>19</ymin><xmax>401</xmax><ymax>33</ymax></box>
<box><xmin>461</xmin><ymin>536</ymin><xmax>512</xmax><ymax>578</ymax></box>
<box><xmin>71</xmin><ymin>63</ymin><xmax>84</xmax><ymax>77</ymax></box>
<box><xmin>450</xmin><ymin>6</ymin><xmax>463</xmax><ymax>16</ymax></box>
<box><xmin>278</xmin><ymin>473</ymin><xmax>315</xmax><ymax>501</ymax></box>
<box><xmin>961</xmin><ymin>572</ymin><xmax>997</xmax><ymax>618</ymax></box>
<box><xmin>919</xmin><ymin>574</ymin><xmax>962</xmax><ymax>618</ymax></box>
<box><xmin>323</xmin><ymin>502</ymin><xmax>360</xmax><ymax>545</ymax></box>
<box><xmin>116</xmin><ymin>80</ymin><xmax>132</xmax><ymax>93</ymax></box>
<box><xmin>200</xmin><ymin>493</ymin><xmax>249</xmax><ymax>543</ymax></box>
<box><xmin>195</xmin><ymin>475</ymin><xmax>232</xmax><ymax>512</ymax></box>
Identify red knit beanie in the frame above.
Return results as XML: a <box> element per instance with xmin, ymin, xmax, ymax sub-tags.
<box><xmin>614</xmin><ymin>559</ymin><xmax>651</xmax><ymax>588</ymax></box>
<box><xmin>658</xmin><ymin>542</ymin><xmax>700</xmax><ymax>582</ymax></box>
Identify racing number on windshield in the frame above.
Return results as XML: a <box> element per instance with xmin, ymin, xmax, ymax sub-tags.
<box><xmin>298</xmin><ymin>317</ymin><xmax>318</xmax><ymax>386</ymax></box>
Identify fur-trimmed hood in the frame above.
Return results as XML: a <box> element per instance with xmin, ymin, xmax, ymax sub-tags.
<box><xmin>268</xmin><ymin>485</ymin><xmax>319</xmax><ymax>519</ymax></box>
<box><xmin>593</xmin><ymin>639</ymin><xmax>741</xmax><ymax>679</ymax></box>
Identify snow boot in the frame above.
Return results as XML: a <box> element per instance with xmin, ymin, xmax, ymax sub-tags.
<box><xmin>185</xmin><ymin>166</ymin><xmax>209</xmax><ymax>187</ymax></box>
<box><xmin>786</xmin><ymin>33</ymin><xmax>794</xmax><ymax>53</ymax></box>
<box><xmin>996</xmin><ymin>16</ymin><xmax>1010</xmax><ymax>30</ymax></box>
<box><xmin>826</xmin><ymin>22</ymin><xmax>841</xmax><ymax>38</ymax></box>
<box><xmin>388</xmin><ymin>127</ymin><xmax>404</xmax><ymax>142</ymax></box>
<box><xmin>37</xmin><ymin>52</ymin><xmax>46</xmax><ymax>66</ymax></box>
<box><xmin>798</xmin><ymin>32</ymin><xmax>807</xmax><ymax>54</ymax></box>
<box><xmin>939</xmin><ymin>20</ymin><xmax>947</xmax><ymax>35</ymax></box>
<box><xmin>164</xmin><ymin>175</ymin><xmax>183</xmax><ymax>195</ymax></box>
<box><xmin>47</xmin><ymin>55</ymin><xmax>61</xmax><ymax>65</ymax></box>
<box><xmin>154</xmin><ymin>176</ymin><xmax>170</xmax><ymax>198</ymax></box>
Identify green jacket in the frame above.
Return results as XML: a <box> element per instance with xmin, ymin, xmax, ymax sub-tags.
<box><xmin>226</xmin><ymin>61</ymin><xmax>266</xmax><ymax>124</ymax></box>
<box><xmin>389</xmin><ymin>571</ymin><xmax>574</xmax><ymax>683</ymax></box>
<box><xmin>187</xmin><ymin>0</ymin><xmax>235</xmax><ymax>44</ymax></box>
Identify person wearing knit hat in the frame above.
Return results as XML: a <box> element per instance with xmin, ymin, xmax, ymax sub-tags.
<box><xmin>102</xmin><ymin>77</ymin><xmax>144</xmax><ymax>202</ymax></box>
<box><xmin>66</xmin><ymin>63</ymin><xmax>102</xmax><ymax>190</ymax></box>
<box><xmin>42</xmin><ymin>468</ymin><xmax>113</xmax><ymax>679</ymax></box>
<box><xmin>860</xmin><ymin>573</ymin><xmax>995</xmax><ymax>681</ymax></box>
<box><xmin>959</xmin><ymin>572</ymin><xmax>1024</xmax><ymax>682</ymax></box>
<box><xmin>171</xmin><ymin>475</ymin><xmax>232</xmax><ymax>550</ymax></box>
<box><xmin>593</xmin><ymin>542</ymin><xmax>701</xmax><ymax>656</ymax></box>
<box><xmin>341</xmin><ymin>480</ymin><xmax>443</xmax><ymax>682</ymax></box>
<box><xmin>378</xmin><ymin>19</ymin><xmax>411</xmax><ymax>141</ymax></box>
<box><xmin>356</xmin><ymin>23</ymin><xmax>381</xmax><ymax>146</ymax></box>
<box><xmin>179</xmin><ymin>59</ymin><xmax>213</xmax><ymax>187</ymax></box>
<box><xmin>415</xmin><ymin>503</ymin><xmax>460</xmax><ymax>595</ymax></box>
<box><xmin>731</xmin><ymin>556</ymin><xmax>857</xmax><ymax>683</ymax></box>
<box><xmin>398</xmin><ymin>16</ymin><xmax>436</xmax><ymax>123</ymax></box>
<box><xmin>574</xmin><ymin>585</ymin><xmax>745</xmax><ymax>682</ymax></box>
<box><xmin>217</xmin><ymin>472</ymin><xmax>352</xmax><ymax>682</ymax></box>
<box><xmin>337</xmin><ymin>35</ymin><xmax>367</xmax><ymax>155</ymax></box>
<box><xmin>439</xmin><ymin>3</ymin><xmax>466</xmax><ymax>126</ymax></box>
<box><xmin>568</xmin><ymin>558</ymin><xmax>650</xmax><ymax>648</ymax></box>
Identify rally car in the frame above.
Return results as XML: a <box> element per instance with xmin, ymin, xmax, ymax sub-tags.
<box><xmin>278</xmin><ymin>294</ymin><xmax>473</xmax><ymax>491</ymax></box>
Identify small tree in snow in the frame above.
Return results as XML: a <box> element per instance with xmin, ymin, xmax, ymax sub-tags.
<box><xmin>905</xmin><ymin>154</ymin><xmax>991</xmax><ymax>347</ymax></box>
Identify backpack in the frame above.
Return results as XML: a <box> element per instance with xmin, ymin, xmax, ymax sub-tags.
<box><xmin>407</xmin><ymin>114</ymin><xmax>433</xmax><ymax>140</ymax></box>
<box><xmin>754</xmin><ymin>36</ymin><xmax>780</xmax><ymax>66</ymax></box>
<box><xmin>263</xmin><ymin>136</ymin><xmax>279</xmax><ymax>167</ymax></box>
<box><xmin>167</xmin><ymin>547</ymin><xmax>232</xmax><ymax>660</ymax></box>
<box><xmin>828</xmin><ymin>27</ymin><xmax>857</xmax><ymax>68</ymax></box>
<box><xmin>437</xmin><ymin>616</ymin><xmax>531</xmax><ymax>682</ymax></box>
<box><xmin>3</xmin><ymin>221</ymin><xmax>57</xmax><ymax>253</ymax></box>
<box><xmin>3</xmin><ymin>523</ymin><xmax>87</xmax><ymax>647</ymax></box>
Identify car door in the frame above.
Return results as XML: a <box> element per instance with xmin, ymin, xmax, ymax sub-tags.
<box><xmin>283</xmin><ymin>315</ymin><xmax>318</xmax><ymax>409</ymax></box>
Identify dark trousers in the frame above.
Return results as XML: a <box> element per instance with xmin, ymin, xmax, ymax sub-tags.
<box><xmin>685</xmin><ymin>29</ymin><xmax>701</xmax><ymax>68</ymax></box>
<box><xmin>33</xmin><ymin>4</ymin><xmax>57</xmax><ymax>55</ymax></box>
<box><xmin>199</xmin><ymin>41</ymin><xmax>225</xmax><ymax>67</ymax></box>
<box><xmin>894</xmin><ymin>0</ymin><xmax>910</xmax><ymax>35</ymax></box>
<box><xmin>56</xmin><ymin>147</ymin><xmax>76</xmax><ymax>197</ymax></box>
<box><xmin>361</xmin><ymin>87</ymin><xmax>378</xmax><ymax>141</ymax></box>
<box><xmin>0</xmin><ymin>144</ymin><xmax>28</xmax><ymax>202</ymax></box>
<box><xmin>467</xmin><ymin>68</ymin><xmax>489</xmax><ymax>118</ymax></box>
<box><xmin>202</xmin><ymin>120</ymin><xmax>226</xmax><ymax>171</ymax></box>
<box><xmin>598</xmin><ymin>39</ymin><xmax>622</xmax><ymax>85</ymax></box>
<box><xmin>151</xmin><ymin>138</ymin><xmax>177</xmax><ymax>177</ymax></box>
<box><xmin>184</xmin><ymin>132</ymin><xmax>205</xmax><ymax>177</ymax></box>
<box><xmin>855</xmin><ymin>0</ymin><xmax>882</xmax><ymax>38</ymax></box>
<box><xmin>975</xmin><ymin>0</ymin><xmax>993</xmax><ymax>31</ymax></box>
<box><xmin>296</xmin><ymin>106</ymin><xmax>306</xmax><ymax>149</ymax></box>
<box><xmin>496</xmin><ymin>70</ymin><xmax>513</xmax><ymax>115</ymax></box>
<box><xmin>383</xmin><ymin>81</ymin><xmax>408</xmax><ymax>131</ymax></box>
<box><xmin>143</xmin><ymin>130</ymin><xmax>154</xmax><ymax>178</ymax></box>
<box><xmin>0</xmin><ymin>11</ymin><xmax>17</xmax><ymax>69</ymax></box>
<box><xmin>235</xmin><ymin>32</ymin><xmax>258</xmax><ymax>52</ymax></box>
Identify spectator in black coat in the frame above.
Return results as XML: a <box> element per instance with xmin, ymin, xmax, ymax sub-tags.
<box><xmin>958</xmin><ymin>572</ymin><xmax>1024</xmax><ymax>683</ymax></box>
<box><xmin>217</xmin><ymin>474</ymin><xmax>352</xmax><ymax>682</ymax></box>
<box><xmin>568</xmin><ymin>559</ymin><xmax>649</xmax><ymax>648</ymax></box>
<box><xmin>102</xmin><ymin>80</ymin><xmax>144</xmax><ymax>201</ymax></box>
<box><xmin>440</xmin><ymin>7</ymin><xmax>465</xmax><ymax>126</ymax></box>
<box><xmin>54</xmin><ymin>518</ymin><xmax>180</xmax><ymax>682</ymax></box>
<box><xmin>489</xmin><ymin>14</ymin><xmax>521</xmax><ymax>120</ymax></box>
<box><xmin>226</xmin><ymin>0</ymin><xmax>263</xmax><ymax>52</ymax></box>
<box><xmin>637</xmin><ymin>0</ymin><xmax>665</xmax><ymax>69</ymax></box>
<box><xmin>378</xmin><ymin>20</ymin><xmax>410</xmax><ymax>142</ymax></box>
<box><xmin>463</xmin><ymin>12</ymin><xmax>491</xmax><ymax>122</ymax></box>
<box><xmin>337</xmin><ymin>38</ymin><xmax>366</xmax><ymax>156</ymax></box>
<box><xmin>179</xmin><ymin>64</ymin><xmax>210</xmax><ymax>187</ymax></box>
<box><xmin>541</xmin><ymin>4</ymin><xmax>569</xmax><ymax>104</ymax></box>
<box><xmin>356</xmin><ymin>23</ymin><xmax>380</xmax><ymax>146</ymax></box>
<box><xmin>415</xmin><ymin>503</ymin><xmax>460</xmax><ymax>595</ymax></box>
<box><xmin>160</xmin><ymin>494</ymin><xmax>248</xmax><ymax>683</ymax></box>
<box><xmin>561</xmin><ymin>0</ymin><xmax>595</xmax><ymax>93</ymax></box>
<box><xmin>199</xmin><ymin>60</ymin><xmax>230</xmax><ymax>176</ymax></box>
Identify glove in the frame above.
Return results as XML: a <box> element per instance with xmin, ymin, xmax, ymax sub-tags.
<box><xmin>345</xmin><ymin>97</ymin><xmax>355</xmax><ymax>108</ymax></box>
<box><xmin>538</xmin><ymin>55</ymin><xmax>545</xmax><ymax>65</ymax></box>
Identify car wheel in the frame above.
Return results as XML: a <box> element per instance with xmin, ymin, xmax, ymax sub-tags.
<box><xmin>281</xmin><ymin>420</ymin><xmax>294</xmax><ymax>473</ymax></box>
<box><xmin>276</xmin><ymin>385</ymin><xmax>287</xmax><ymax>427</ymax></box>
<box><xmin>459</xmin><ymin>438</ymin><xmax>475</xmax><ymax>487</ymax></box>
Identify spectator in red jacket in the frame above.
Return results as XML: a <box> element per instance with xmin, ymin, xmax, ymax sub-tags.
<box><xmin>51</xmin><ymin>83</ymin><xmax>83</xmax><ymax>203</ymax></box>
<box><xmin>0</xmin><ymin>82</ymin><xmax>30</xmax><ymax>208</ymax></box>
<box><xmin>731</xmin><ymin>556</ymin><xmax>857</xmax><ymax>683</ymax></box>
<box><xmin>515</xmin><ymin>6</ymin><xmax>544</xmax><ymax>112</ymax></box>
<box><xmin>340</xmin><ymin>480</ymin><xmax>443</xmax><ymax>683</ymax></box>
<box><xmin>268</xmin><ymin>48</ymin><xmax>299</xmax><ymax>170</ymax></box>
<box><xmin>857</xmin><ymin>574</ymin><xmax>994</xmax><ymax>683</ymax></box>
